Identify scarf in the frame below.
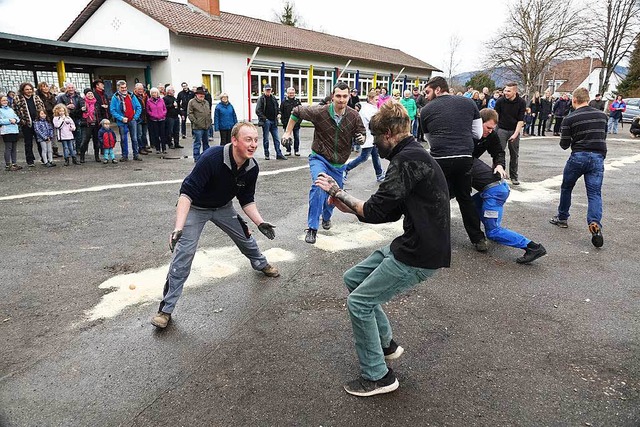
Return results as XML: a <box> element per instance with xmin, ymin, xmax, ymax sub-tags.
<box><xmin>83</xmin><ymin>96</ymin><xmax>97</xmax><ymax>124</ymax></box>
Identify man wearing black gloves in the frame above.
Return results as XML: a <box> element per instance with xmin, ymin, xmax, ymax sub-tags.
<box><xmin>151</xmin><ymin>122</ymin><xmax>280</xmax><ymax>329</ymax></box>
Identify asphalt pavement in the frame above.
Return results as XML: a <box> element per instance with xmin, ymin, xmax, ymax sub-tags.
<box><xmin>0</xmin><ymin>127</ymin><xmax>639</xmax><ymax>426</ymax></box>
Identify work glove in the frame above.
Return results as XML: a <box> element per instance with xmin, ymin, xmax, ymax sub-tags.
<box><xmin>281</xmin><ymin>137</ymin><xmax>293</xmax><ymax>151</ymax></box>
<box><xmin>258</xmin><ymin>222</ymin><xmax>276</xmax><ymax>240</ymax></box>
<box><xmin>169</xmin><ymin>229</ymin><xmax>183</xmax><ymax>252</ymax></box>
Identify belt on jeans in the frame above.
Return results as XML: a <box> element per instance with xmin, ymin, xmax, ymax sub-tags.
<box><xmin>481</xmin><ymin>179</ymin><xmax>506</xmax><ymax>192</ymax></box>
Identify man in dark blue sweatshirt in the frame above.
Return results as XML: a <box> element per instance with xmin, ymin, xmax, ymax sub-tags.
<box><xmin>494</xmin><ymin>82</ymin><xmax>526</xmax><ymax>185</ymax></box>
<box><xmin>151</xmin><ymin>122</ymin><xmax>279</xmax><ymax>329</ymax></box>
<box><xmin>550</xmin><ymin>87</ymin><xmax>607</xmax><ymax>248</ymax></box>
<box><xmin>315</xmin><ymin>101</ymin><xmax>450</xmax><ymax>397</ymax></box>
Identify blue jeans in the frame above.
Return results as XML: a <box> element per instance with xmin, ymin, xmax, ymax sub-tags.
<box><xmin>192</xmin><ymin>129</ymin><xmax>209</xmax><ymax>161</ymax></box>
<box><xmin>411</xmin><ymin>119</ymin><xmax>418</xmax><ymax>137</ymax></box>
<box><xmin>607</xmin><ymin>117</ymin><xmax>619</xmax><ymax>134</ymax></box>
<box><xmin>472</xmin><ymin>182</ymin><xmax>530</xmax><ymax>249</ymax></box>
<box><xmin>262</xmin><ymin>119</ymin><xmax>282</xmax><ymax>158</ymax></box>
<box><xmin>557</xmin><ymin>151</ymin><xmax>604</xmax><ymax>227</ymax></box>
<box><xmin>117</xmin><ymin>119</ymin><xmax>138</xmax><ymax>158</ymax></box>
<box><xmin>343</xmin><ymin>245</ymin><xmax>436</xmax><ymax>380</ymax></box>
<box><xmin>308</xmin><ymin>153</ymin><xmax>344</xmax><ymax>230</ymax></box>
<box><xmin>159</xmin><ymin>202</ymin><xmax>268</xmax><ymax>314</ymax></box>
<box><xmin>137</xmin><ymin>121</ymin><xmax>149</xmax><ymax>149</ymax></box>
<box><xmin>61</xmin><ymin>139</ymin><xmax>76</xmax><ymax>158</ymax></box>
<box><xmin>345</xmin><ymin>146</ymin><xmax>383</xmax><ymax>177</ymax></box>
<box><xmin>282</xmin><ymin>125</ymin><xmax>300</xmax><ymax>153</ymax></box>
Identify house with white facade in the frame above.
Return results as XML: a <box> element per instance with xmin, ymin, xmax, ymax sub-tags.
<box><xmin>545</xmin><ymin>57</ymin><xmax>623</xmax><ymax>99</ymax></box>
<box><xmin>51</xmin><ymin>0</ymin><xmax>439</xmax><ymax>120</ymax></box>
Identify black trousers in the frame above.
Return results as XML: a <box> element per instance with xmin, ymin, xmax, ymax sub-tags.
<box><xmin>22</xmin><ymin>125</ymin><xmax>42</xmax><ymax>164</ymax></box>
<box><xmin>537</xmin><ymin>117</ymin><xmax>547</xmax><ymax>136</ymax></box>
<box><xmin>553</xmin><ymin>117</ymin><xmax>564</xmax><ymax>134</ymax></box>
<box><xmin>436</xmin><ymin>156</ymin><xmax>485</xmax><ymax>244</ymax></box>
<box><xmin>219</xmin><ymin>129</ymin><xmax>231</xmax><ymax>145</ymax></box>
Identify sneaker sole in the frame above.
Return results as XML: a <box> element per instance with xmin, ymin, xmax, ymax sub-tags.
<box><xmin>344</xmin><ymin>378</ymin><xmax>399</xmax><ymax>397</ymax></box>
<box><xmin>516</xmin><ymin>249</ymin><xmax>547</xmax><ymax>264</ymax></box>
<box><xmin>550</xmin><ymin>221</ymin><xmax>568</xmax><ymax>228</ymax></box>
<box><xmin>384</xmin><ymin>346</ymin><xmax>404</xmax><ymax>360</ymax></box>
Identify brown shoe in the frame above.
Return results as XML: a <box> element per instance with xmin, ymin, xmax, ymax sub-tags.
<box><xmin>261</xmin><ymin>264</ymin><xmax>280</xmax><ymax>277</ymax></box>
<box><xmin>151</xmin><ymin>311</ymin><xmax>171</xmax><ymax>328</ymax></box>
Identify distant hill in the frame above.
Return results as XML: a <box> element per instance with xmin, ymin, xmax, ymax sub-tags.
<box><xmin>453</xmin><ymin>65</ymin><xmax>628</xmax><ymax>89</ymax></box>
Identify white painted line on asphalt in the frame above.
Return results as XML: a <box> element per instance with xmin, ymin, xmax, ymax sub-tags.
<box><xmin>86</xmin><ymin>247</ymin><xmax>295</xmax><ymax>321</ymax></box>
<box><xmin>0</xmin><ymin>165</ymin><xmax>310</xmax><ymax>202</ymax></box>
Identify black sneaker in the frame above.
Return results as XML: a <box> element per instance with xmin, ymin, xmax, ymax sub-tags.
<box><xmin>322</xmin><ymin>219</ymin><xmax>332</xmax><ymax>230</ymax></box>
<box><xmin>550</xmin><ymin>216</ymin><xmax>568</xmax><ymax>228</ymax></box>
<box><xmin>276</xmin><ymin>154</ymin><xmax>288</xmax><ymax>160</ymax></box>
<box><xmin>344</xmin><ymin>368</ymin><xmax>399</xmax><ymax>397</ymax></box>
<box><xmin>383</xmin><ymin>339</ymin><xmax>404</xmax><ymax>360</ymax></box>
<box><xmin>516</xmin><ymin>243</ymin><xmax>547</xmax><ymax>264</ymax></box>
<box><xmin>474</xmin><ymin>238</ymin><xmax>488</xmax><ymax>252</ymax></box>
<box><xmin>589</xmin><ymin>222</ymin><xmax>604</xmax><ymax>248</ymax></box>
<box><xmin>305</xmin><ymin>228</ymin><xmax>317</xmax><ymax>244</ymax></box>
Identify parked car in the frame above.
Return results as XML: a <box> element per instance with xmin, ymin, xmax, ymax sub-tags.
<box><xmin>621</xmin><ymin>98</ymin><xmax>640</xmax><ymax>124</ymax></box>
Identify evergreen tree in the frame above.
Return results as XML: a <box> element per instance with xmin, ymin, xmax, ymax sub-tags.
<box><xmin>616</xmin><ymin>35</ymin><xmax>640</xmax><ymax>97</ymax></box>
<box><xmin>275</xmin><ymin>1</ymin><xmax>301</xmax><ymax>27</ymax></box>
<box><xmin>465</xmin><ymin>73</ymin><xmax>496</xmax><ymax>92</ymax></box>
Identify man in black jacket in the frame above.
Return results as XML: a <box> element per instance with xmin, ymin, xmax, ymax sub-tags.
<box><xmin>279</xmin><ymin>87</ymin><xmax>302</xmax><ymax>156</ymax></box>
<box><xmin>421</xmin><ymin>76</ymin><xmax>487</xmax><ymax>251</ymax></box>
<box><xmin>315</xmin><ymin>101</ymin><xmax>450</xmax><ymax>397</ymax></box>
<box><xmin>177</xmin><ymin>82</ymin><xmax>194</xmax><ymax>139</ymax></box>
<box><xmin>472</xmin><ymin>108</ymin><xmax>546</xmax><ymax>263</ymax></box>
<box><xmin>255</xmin><ymin>84</ymin><xmax>286</xmax><ymax>160</ymax></box>
<box><xmin>494</xmin><ymin>82</ymin><xmax>526</xmax><ymax>185</ymax></box>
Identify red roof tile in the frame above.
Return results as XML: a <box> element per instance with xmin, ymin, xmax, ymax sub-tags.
<box><xmin>551</xmin><ymin>57</ymin><xmax>602</xmax><ymax>92</ymax></box>
<box><xmin>60</xmin><ymin>0</ymin><xmax>440</xmax><ymax>73</ymax></box>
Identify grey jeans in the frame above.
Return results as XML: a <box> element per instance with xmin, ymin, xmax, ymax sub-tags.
<box><xmin>158</xmin><ymin>202</ymin><xmax>268</xmax><ymax>314</ymax></box>
<box><xmin>496</xmin><ymin>128</ymin><xmax>520</xmax><ymax>180</ymax></box>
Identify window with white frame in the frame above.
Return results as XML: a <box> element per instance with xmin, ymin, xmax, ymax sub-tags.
<box><xmin>250</xmin><ymin>67</ymin><xmax>280</xmax><ymax>100</ymax></box>
<box><xmin>201</xmin><ymin>71</ymin><xmax>223</xmax><ymax>101</ymax></box>
<box><xmin>358</xmin><ymin>74</ymin><xmax>375</xmax><ymax>97</ymax></box>
<box><xmin>376</xmin><ymin>75</ymin><xmax>390</xmax><ymax>91</ymax></box>
<box><xmin>337</xmin><ymin>71</ymin><xmax>356</xmax><ymax>92</ymax></box>
<box><xmin>313</xmin><ymin>69</ymin><xmax>334</xmax><ymax>103</ymax></box>
<box><xmin>283</xmin><ymin>68</ymin><xmax>308</xmax><ymax>98</ymax></box>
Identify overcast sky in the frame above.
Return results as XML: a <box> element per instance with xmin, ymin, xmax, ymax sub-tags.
<box><xmin>0</xmin><ymin>0</ymin><xmax>508</xmax><ymax>74</ymax></box>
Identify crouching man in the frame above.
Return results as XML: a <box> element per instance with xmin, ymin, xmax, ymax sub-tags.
<box><xmin>152</xmin><ymin>122</ymin><xmax>279</xmax><ymax>329</ymax></box>
<box><xmin>315</xmin><ymin>102</ymin><xmax>451</xmax><ymax>396</ymax></box>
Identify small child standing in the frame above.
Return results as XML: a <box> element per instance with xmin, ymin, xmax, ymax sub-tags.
<box><xmin>34</xmin><ymin>110</ymin><xmax>56</xmax><ymax>167</ymax></box>
<box><xmin>53</xmin><ymin>103</ymin><xmax>79</xmax><ymax>166</ymax></box>
<box><xmin>0</xmin><ymin>95</ymin><xmax>22</xmax><ymax>171</ymax></box>
<box><xmin>523</xmin><ymin>107</ymin><xmax>534</xmax><ymax>136</ymax></box>
<box><xmin>98</xmin><ymin>119</ymin><xmax>118</xmax><ymax>164</ymax></box>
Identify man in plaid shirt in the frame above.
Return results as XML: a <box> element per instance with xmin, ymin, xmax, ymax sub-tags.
<box><xmin>282</xmin><ymin>82</ymin><xmax>366</xmax><ymax>244</ymax></box>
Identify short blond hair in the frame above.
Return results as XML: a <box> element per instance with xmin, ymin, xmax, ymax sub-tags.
<box><xmin>572</xmin><ymin>87</ymin><xmax>590</xmax><ymax>104</ymax></box>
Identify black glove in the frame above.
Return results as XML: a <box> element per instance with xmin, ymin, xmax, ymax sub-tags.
<box><xmin>258</xmin><ymin>222</ymin><xmax>276</xmax><ymax>240</ymax></box>
<box><xmin>169</xmin><ymin>229</ymin><xmax>183</xmax><ymax>252</ymax></box>
<box><xmin>282</xmin><ymin>137</ymin><xmax>292</xmax><ymax>151</ymax></box>
<box><xmin>355</xmin><ymin>133</ymin><xmax>365</xmax><ymax>144</ymax></box>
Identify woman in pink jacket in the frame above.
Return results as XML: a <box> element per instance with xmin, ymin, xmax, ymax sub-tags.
<box><xmin>146</xmin><ymin>87</ymin><xmax>168</xmax><ymax>153</ymax></box>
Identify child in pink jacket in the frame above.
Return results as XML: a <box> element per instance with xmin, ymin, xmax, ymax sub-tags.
<box><xmin>53</xmin><ymin>103</ymin><xmax>79</xmax><ymax>165</ymax></box>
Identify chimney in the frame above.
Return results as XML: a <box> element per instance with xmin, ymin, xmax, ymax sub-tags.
<box><xmin>188</xmin><ymin>0</ymin><xmax>220</xmax><ymax>16</ymax></box>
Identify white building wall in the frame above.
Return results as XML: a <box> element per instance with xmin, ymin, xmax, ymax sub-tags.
<box><xmin>579</xmin><ymin>69</ymin><xmax>623</xmax><ymax>100</ymax></box>
<box><xmin>68</xmin><ymin>0</ymin><xmax>170</xmax><ymax>52</ymax></box>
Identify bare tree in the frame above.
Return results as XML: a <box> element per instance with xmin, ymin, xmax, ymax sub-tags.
<box><xmin>486</xmin><ymin>0</ymin><xmax>586</xmax><ymax>96</ymax></box>
<box><xmin>444</xmin><ymin>34</ymin><xmax>462</xmax><ymax>87</ymax></box>
<box><xmin>588</xmin><ymin>0</ymin><xmax>640</xmax><ymax>95</ymax></box>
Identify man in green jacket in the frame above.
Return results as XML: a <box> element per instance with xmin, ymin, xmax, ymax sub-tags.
<box><xmin>187</xmin><ymin>87</ymin><xmax>212</xmax><ymax>162</ymax></box>
<box><xmin>282</xmin><ymin>82</ymin><xmax>365</xmax><ymax>244</ymax></box>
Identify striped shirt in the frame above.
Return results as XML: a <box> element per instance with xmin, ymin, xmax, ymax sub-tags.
<box><xmin>560</xmin><ymin>106</ymin><xmax>607</xmax><ymax>157</ymax></box>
